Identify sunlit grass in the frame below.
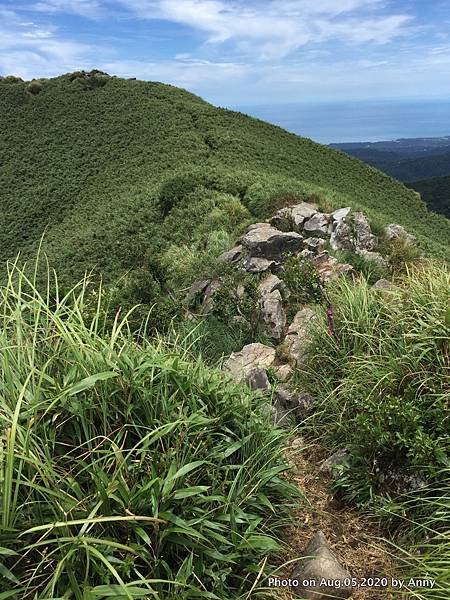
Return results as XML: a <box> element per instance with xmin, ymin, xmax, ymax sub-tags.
<box><xmin>0</xmin><ymin>259</ymin><xmax>297</xmax><ymax>598</ymax></box>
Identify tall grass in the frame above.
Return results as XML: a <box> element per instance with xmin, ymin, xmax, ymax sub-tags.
<box><xmin>297</xmin><ymin>263</ymin><xmax>449</xmax><ymax>598</ymax></box>
<box><xmin>0</xmin><ymin>261</ymin><xmax>296</xmax><ymax>599</ymax></box>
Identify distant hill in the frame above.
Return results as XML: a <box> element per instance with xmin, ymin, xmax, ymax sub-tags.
<box><xmin>331</xmin><ymin>137</ymin><xmax>450</xmax><ymax>215</ymax></box>
<box><xmin>1</xmin><ymin>71</ymin><xmax>449</xmax><ymax>294</ymax></box>
<box><xmin>333</xmin><ymin>147</ymin><xmax>450</xmax><ymax>182</ymax></box>
<box><xmin>410</xmin><ymin>175</ymin><xmax>450</xmax><ymax>217</ymax></box>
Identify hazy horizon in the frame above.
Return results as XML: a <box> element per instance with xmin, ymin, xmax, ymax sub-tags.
<box><xmin>232</xmin><ymin>99</ymin><xmax>450</xmax><ymax>144</ymax></box>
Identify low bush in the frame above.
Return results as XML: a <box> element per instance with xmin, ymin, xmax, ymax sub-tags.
<box><xmin>299</xmin><ymin>263</ymin><xmax>449</xmax><ymax>507</ymax></box>
<box><xmin>0</xmin><ymin>262</ymin><xmax>296</xmax><ymax>598</ymax></box>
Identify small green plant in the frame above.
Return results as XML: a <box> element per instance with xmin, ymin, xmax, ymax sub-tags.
<box><xmin>333</xmin><ymin>249</ymin><xmax>390</xmax><ymax>284</ymax></box>
<box><xmin>26</xmin><ymin>80</ymin><xmax>43</xmax><ymax>95</ymax></box>
<box><xmin>282</xmin><ymin>255</ymin><xmax>324</xmax><ymax>312</ymax></box>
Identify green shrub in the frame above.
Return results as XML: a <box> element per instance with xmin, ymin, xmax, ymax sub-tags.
<box><xmin>281</xmin><ymin>255</ymin><xmax>324</xmax><ymax>314</ymax></box>
<box><xmin>300</xmin><ymin>264</ymin><xmax>449</xmax><ymax>508</ymax></box>
<box><xmin>26</xmin><ymin>80</ymin><xmax>43</xmax><ymax>95</ymax></box>
<box><xmin>333</xmin><ymin>249</ymin><xmax>390</xmax><ymax>284</ymax></box>
<box><xmin>0</xmin><ymin>262</ymin><xmax>296</xmax><ymax>598</ymax></box>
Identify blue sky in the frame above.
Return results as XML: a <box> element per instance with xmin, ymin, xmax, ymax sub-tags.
<box><xmin>1</xmin><ymin>0</ymin><xmax>450</xmax><ymax>105</ymax></box>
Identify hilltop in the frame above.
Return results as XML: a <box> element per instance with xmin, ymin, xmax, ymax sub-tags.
<box><xmin>1</xmin><ymin>71</ymin><xmax>449</xmax><ymax>299</ymax></box>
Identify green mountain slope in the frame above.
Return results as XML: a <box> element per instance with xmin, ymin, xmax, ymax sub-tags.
<box><xmin>1</xmin><ymin>71</ymin><xmax>449</xmax><ymax>291</ymax></box>
<box><xmin>410</xmin><ymin>175</ymin><xmax>450</xmax><ymax>217</ymax></box>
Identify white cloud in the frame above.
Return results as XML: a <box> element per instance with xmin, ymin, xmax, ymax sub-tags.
<box><xmin>0</xmin><ymin>8</ymin><xmax>95</xmax><ymax>78</ymax></box>
<box><xmin>118</xmin><ymin>0</ymin><xmax>412</xmax><ymax>60</ymax></box>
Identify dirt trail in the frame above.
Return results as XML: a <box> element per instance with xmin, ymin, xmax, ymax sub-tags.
<box><xmin>275</xmin><ymin>436</ymin><xmax>402</xmax><ymax>600</ymax></box>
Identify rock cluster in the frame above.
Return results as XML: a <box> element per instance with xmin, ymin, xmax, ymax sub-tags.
<box><xmin>188</xmin><ymin>201</ymin><xmax>416</xmax><ymax>431</ymax></box>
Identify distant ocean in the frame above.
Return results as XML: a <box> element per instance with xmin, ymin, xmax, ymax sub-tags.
<box><xmin>232</xmin><ymin>100</ymin><xmax>450</xmax><ymax>144</ymax></box>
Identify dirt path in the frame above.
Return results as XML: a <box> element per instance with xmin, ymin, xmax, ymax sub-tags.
<box><xmin>274</xmin><ymin>435</ymin><xmax>402</xmax><ymax>600</ymax></box>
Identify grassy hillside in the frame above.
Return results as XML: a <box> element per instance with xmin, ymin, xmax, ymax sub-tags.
<box><xmin>1</xmin><ymin>71</ymin><xmax>449</xmax><ymax>298</ymax></box>
<box><xmin>410</xmin><ymin>175</ymin><xmax>450</xmax><ymax>217</ymax></box>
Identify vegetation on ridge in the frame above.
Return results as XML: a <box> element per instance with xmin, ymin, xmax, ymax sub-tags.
<box><xmin>0</xmin><ymin>72</ymin><xmax>449</xmax><ymax>307</ymax></box>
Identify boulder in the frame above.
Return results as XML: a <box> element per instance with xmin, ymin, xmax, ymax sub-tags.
<box><xmin>304</xmin><ymin>237</ymin><xmax>326</xmax><ymax>253</ymax></box>
<box><xmin>244</xmin><ymin>367</ymin><xmax>271</xmax><ymax>391</ymax></box>
<box><xmin>312</xmin><ymin>252</ymin><xmax>354</xmax><ymax>282</ymax></box>
<box><xmin>352</xmin><ymin>212</ymin><xmax>376</xmax><ymax>251</ymax></box>
<box><xmin>356</xmin><ymin>249</ymin><xmax>388</xmax><ymax>267</ymax></box>
<box><xmin>330</xmin><ymin>220</ymin><xmax>354</xmax><ymax>252</ymax></box>
<box><xmin>259</xmin><ymin>288</ymin><xmax>286</xmax><ymax>341</ymax></box>
<box><xmin>240</xmin><ymin>224</ymin><xmax>303</xmax><ymax>259</ymax></box>
<box><xmin>330</xmin><ymin>212</ymin><xmax>375</xmax><ymax>253</ymax></box>
<box><xmin>218</xmin><ymin>245</ymin><xmax>243</xmax><ymax>264</ymax></box>
<box><xmin>331</xmin><ymin>207</ymin><xmax>351</xmax><ymax>224</ymax></box>
<box><xmin>385</xmin><ymin>223</ymin><xmax>416</xmax><ymax>244</ymax></box>
<box><xmin>320</xmin><ymin>449</ymin><xmax>351</xmax><ymax>475</ymax></box>
<box><xmin>186</xmin><ymin>279</ymin><xmax>210</xmax><ymax>307</ymax></box>
<box><xmin>223</xmin><ymin>343</ymin><xmax>276</xmax><ymax>383</ymax></box>
<box><xmin>258</xmin><ymin>274</ymin><xmax>287</xmax><ymax>298</ymax></box>
<box><xmin>303</xmin><ymin>213</ymin><xmax>330</xmax><ymax>236</ymax></box>
<box><xmin>258</xmin><ymin>275</ymin><xmax>288</xmax><ymax>341</ymax></box>
<box><xmin>243</xmin><ymin>256</ymin><xmax>279</xmax><ymax>273</ymax></box>
<box><xmin>290</xmin><ymin>531</ymin><xmax>352</xmax><ymax>599</ymax></box>
<box><xmin>273</xmin><ymin>387</ymin><xmax>314</xmax><ymax>424</ymax></box>
<box><xmin>270</xmin><ymin>202</ymin><xmax>318</xmax><ymax>233</ymax></box>
<box><xmin>275</xmin><ymin>363</ymin><xmax>293</xmax><ymax>382</ymax></box>
<box><xmin>284</xmin><ymin>308</ymin><xmax>316</xmax><ymax>365</ymax></box>
<box><xmin>373</xmin><ymin>278</ymin><xmax>394</xmax><ymax>291</ymax></box>
<box><xmin>201</xmin><ymin>280</ymin><xmax>222</xmax><ymax>313</ymax></box>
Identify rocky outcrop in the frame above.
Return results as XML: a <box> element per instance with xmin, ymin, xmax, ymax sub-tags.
<box><xmin>258</xmin><ymin>275</ymin><xmax>287</xmax><ymax>341</ymax></box>
<box><xmin>330</xmin><ymin>211</ymin><xmax>375</xmax><ymax>253</ymax></box>
<box><xmin>240</xmin><ymin>223</ymin><xmax>303</xmax><ymax>259</ymax></box>
<box><xmin>290</xmin><ymin>531</ymin><xmax>352</xmax><ymax>599</ymax></box>
<box><xmin>273</xmin><ymin>387</ymin><xmax>314</xmax><ymax>426</ymax></box>
<box><xmin>223</xmin><ymin>343</ymin><xmax>276</xmax><ymax>383</ymax></box>
<box><xmin>303</xmin><ymin>212</ymin><xmax>330</xmax><ymax>236</ymax></box>
<box><xmin>270</xmin><ymin>202</ymin><xmax>318</xmax><ymax>233</ymax></box>
<box><xmin>283</xmin><ymin>308</ymin><xmax>316</xmax><ymax>366</ymax></box>
<box><xmin>311</xmin><ymin>252</ymin><xmax>354</xmax><ymax>282</ymax></box>
<box><xmin>385</xmin><ymin>223</ymin><xmax>416</xmax><ymax>244</ymax></box>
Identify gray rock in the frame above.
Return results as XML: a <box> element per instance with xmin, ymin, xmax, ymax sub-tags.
<box><xmin>330</xmin><ymin>212</ymin><xmax>375</xmax><ymax>253</ymax></box>
<box><xmin>217</xmin><ymin>245</ymin><xmax>243</xmax><ymax>264</ymax></box>
<box><xmin>259</xmin><ymin>288</ymin><xmax>286</xmax><ymax>341</ymax></box>
<box><xmin>186</xmin><ymin>279</ymin><xmax>210</xmax><ymax>307</ymax></box>
<box><xmin>284</xmin><ymin>308</ymin><xmax>316</xmax><ymax>365</ymax></box>
<box><xmin>291</xmin><ymin>531</ymin><xmax>352</xmax><ymax>599</ymax></box>
<box><xmin>258</xmin><ymin>274</ymin><xmax>287</xmax><ymax>298</ymax></box>
<box><xmin>274</xmin><ymin>387</ymin><xmax>315</xmax><ymax>423</ymax></box>
<box><xmin>385</xmin><ymin>223</ymin><xmax>416</xmax><ymax>244</ymax></box>
<box><xmin>275</xmin><ymin>363</ymin><xmax>293</xmax><ymax>382</ymax></box>
<box><xmin>304</xmin><ymin>237</ymin><xmax>327</xmax><ymax>253</ymax></box>
<box><xmin>303</xmin><ymin>213</ymin><xmax>330</xmax><ymax>236</ymax></box>
<box><xmin>240</xmin><ymin>224</ymin><xmax>303</xmax><ymax>259</ymax></box>
<box><xmin>312</xmin><ymin>252</ymin><xmax>354</xmax><ymax>282</ymax></box>
<box><xmin>320</xmin><ymin>449</ymin><xmax>350</xmax><ymax>474</ymax></box>
<box><xmin>244</xmin><ymin>367</ymin><xmax>271</xmax><ymax>391</ymax></box>
<box><xmin>201</xmin><ymin>280</ymin><xmax>222</xmax><ymax>314</ymax></box>
<box><xmin>330</xmin><ymin>220</ymin><xmax>354</xmax><ymax>252</ymax></box>
<box><xmin>332</xmin><ymin>206</ymin><xmax>351</xmax><ymax>223</ymax></box>
<box><xmin>353</xmin><ymin>212</ymin><xmax>376</xmax><ymax>251</ymax></box>
<box><xmin>223</xmin><ymin>343</ymin><xmax>276</xmax><ymax>383</ymax></box>
<box><xmin>356</xmin><ymin>249</ymin><xmax>388</xmax><ymax>267</ymax></box>
<box><xmin>270</xmin><ymin>202</ymin><xmax>317</xmax><ymax>233</ymax></box>
<box><xmin>243</xmin><ymin>256</ymin><xmax>279</xmax><ymax>273</ymax></box>
<box><xmin>373</xmin><ymin>278</ymin><xmax>394</xmax><ymax>290</ymax></box>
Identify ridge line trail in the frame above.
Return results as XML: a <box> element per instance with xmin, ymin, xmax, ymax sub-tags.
<box><xmin>276</xmin><ymin>437</ymin><xmax>402</xmax><ymax>600</ymax></box>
